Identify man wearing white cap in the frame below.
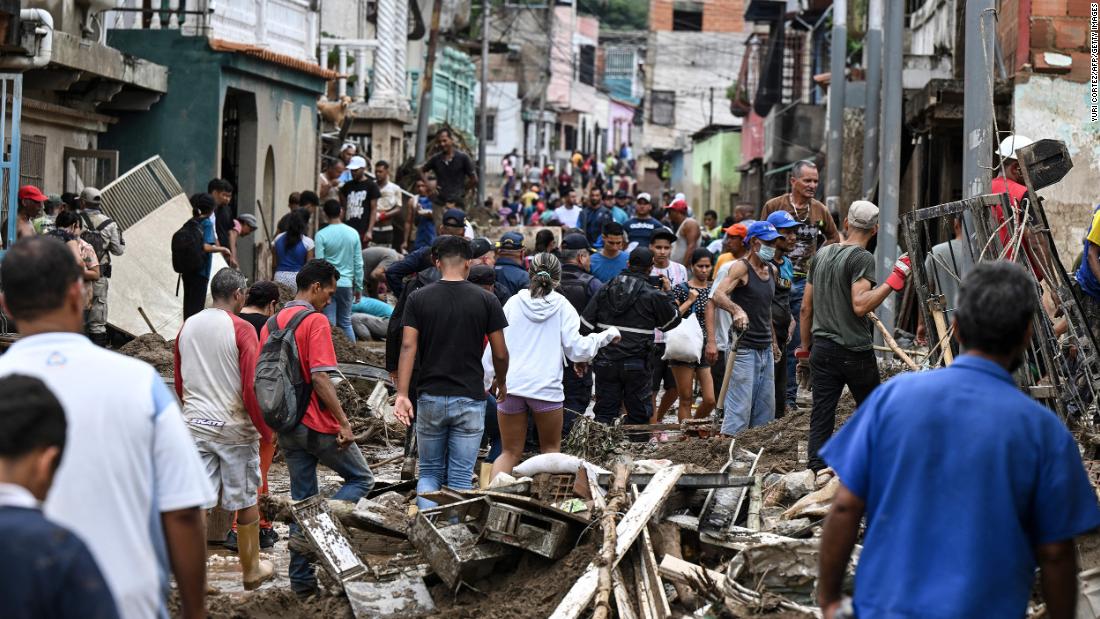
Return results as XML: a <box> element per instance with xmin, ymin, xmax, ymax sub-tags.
<box><xmin>797</xmin><ymin>200</ymin><xmax>911</xmax><ymax>471</ymax></box>
<box><xmin>990</xmin><ymin>134</ymin><xmax>1040</xmax><ymax>262</ymax></box>
<box><xmin>340</xmin><ymin>155</ymin><xmax>381</xmax><ymax>245</ymax></box>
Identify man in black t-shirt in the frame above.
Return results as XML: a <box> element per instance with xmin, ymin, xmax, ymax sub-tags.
<box><xmin>340</xmin><ymin>156</ymin><xmax>381</xmax><ymax>244</ymax></box>
<box><xmin>394</xmin><ymin>236</ymin><xmax>507</xmax><ymax>509</ymax></box>
<box><xmin>420</xmin><ymin>128</ymin><xmax>477</xmax><ymax>210</ymax></box>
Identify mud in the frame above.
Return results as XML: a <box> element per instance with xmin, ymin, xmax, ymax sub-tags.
<box><xmin>118</xmin><ymin>333</ymin><xmax>174</xmax><ymax>377</ymax></box>
<box><xmin>276</xmin><ymin>282</ymin><xmax>296</xmax><ymax>304</ymax></box>
<box><xmin>639</xmin><ymin>392</ymin><xmax>858</xmax><ymax>475</ymax></box>
<box><xmin>424</xmin><ymin>539</ymin><xmax>598</xmax><ymax>619</ymax></box>
<box><xmin>331</xmin><ymin>327</ymin><xmax>387</xmax><ymax>366</ymax></box>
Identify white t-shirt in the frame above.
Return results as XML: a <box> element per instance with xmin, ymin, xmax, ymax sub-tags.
<box><xmin>554</xmin><ymin>204</ymin><xmax>582</xmax><ymax>228</ymax></box>
<box><xmin>376</xmin><ymin>181</ymin><xmax>403</xmax><ymax>231</ymax></box>
<box><xmin>710</xmin><ymin>260</ymin><xmax>734</xmax><ymax>351</ymax></box>
<box><xmin>651</xmin><ymin>261</ymin><xmax>688</xmax><ymax>344</ymax></box>
<box><xmin>175</xmin><ymin>308</ymin><xmax>263</xmax><ymax>445</ymax></box>
<box><xmin>0</xmin><ymin>333</ymin><xmax>214</xmax><ymax>619</ymax></box>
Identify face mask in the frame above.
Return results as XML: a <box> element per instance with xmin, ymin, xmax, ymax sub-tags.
<box><xmin>757</xmin><ymin>245</ymin><xmax>776</xmax><ymax>262</ymax></box>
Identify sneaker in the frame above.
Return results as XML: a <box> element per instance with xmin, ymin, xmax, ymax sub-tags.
<box><xmin>259</xmin><ymin>527</ymin><xmax>279</xmax><ymax>549</ymax></box>
<box><xmin>223</xmin><ymin>530</ymin><xmax>238</xmax><ymax>552</ymax></box>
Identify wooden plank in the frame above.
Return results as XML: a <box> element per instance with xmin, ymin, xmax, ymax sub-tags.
<box><xmin>633</xmin><ymin>485</ymin><xmax>670</xmax><ymax>619</ymax></box>
<box><xmin>658</xmin><ymin>555</ymin><xmax>726</xmax><ymax>588</ymax></box>
<box><xmin>727</xmin><ymin>448</ymin><xmax>763</xmax><ymax>534</ymax></box>
<box><xmin>631</xmin><ymin>549</ymin><xmax>657</xmax><ymax>619</ymax></box>
<box><xmin>747</xmin><ymin>475</ymin><xmax>763</xmax><ymax>531</ymax></box>
<box><xmin>611</xmin><ymin>566</ymin><xmax>638</xmax><ymax>619</ymax></box>
<box><xmin>548</xmin><ymin>465</ymin><xmax>685</xmax><ymax>619</ymax></box>
<box><xmin>930</xmin><ymin>307</ymin><xmax>954</xmax><ymax>365</ymax></box>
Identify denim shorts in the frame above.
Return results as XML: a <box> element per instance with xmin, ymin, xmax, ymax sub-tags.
<box><xmin>498</xmin><ymin>394</ymin><xmax>563</xmax><ymax>415</ymax></box>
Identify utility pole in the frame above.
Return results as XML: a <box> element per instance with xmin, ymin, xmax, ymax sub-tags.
<box><xmin>824</xmin><ymin>0</ymin><xmax>846</xmax><ymax>214</ymax></box>
<box><xmin>477</xmin><ymin>0</ymin><xmax>490</xmax><ymax>206</ymax></box>
<box><xmin>861</xmin><ymin>0</ymin><xmax>882</xmax><ymax>198</ymax></box>
<box><xmin>415</xmin><ymin>0</ymin><xmax>443</xmax><ymax>166</ymax></box>
<box><xmin>963</xmin><ymin>0</ymin><xmax>995</xmax><ymax>198</ymax></box>
<box><xmin>877</xmin><ymin>0</ymin><xmax>903</xmax><ymax>335</ymax></box>
<box><xmin>709</xmin><ymin>87</ymin><xmax>714</xmax><ymax>126</ymax></box>
<box><xmin>535</xmin><ymin>4</ymin><xmax>552</xmax><ymax>168</ymax></box>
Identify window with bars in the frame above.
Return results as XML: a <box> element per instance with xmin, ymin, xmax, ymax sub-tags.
<box><xmin>578</xmin><ymin>44</ymin><xmax>596</xmax><ymax>86</ymax></box>
<box><xmin>19</xmin><ymin>134</ymin><xmax>45</xmax><ymax>188</ymax></box>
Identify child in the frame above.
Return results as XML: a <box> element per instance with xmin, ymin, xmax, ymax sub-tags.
<box><xmin>410</xmin><ymin>179</ymin><xmax>437</xmax><ymax>252</ymax></box>
<box><xmin>0</xmin><ymin>374</ymin><xmax>119</xmax><ymax>618</ymax></box>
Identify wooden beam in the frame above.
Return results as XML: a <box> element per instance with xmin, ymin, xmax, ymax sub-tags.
<box><xmin>549</xmin><ymin>465</ymin><xmax>685</xmax><ymax>619</ymax></box>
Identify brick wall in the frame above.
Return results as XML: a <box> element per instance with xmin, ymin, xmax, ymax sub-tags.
<box><xmin>703</xmin><ymin>0</ymin><xmax>744</xmax><ymax>33</ymax></box>
<box><xmin>1029</xmin><ymin>0</ymin><xmax>1095</xmax><ymax>82</ymax></box>
<box><xmin>649</xmin><ymin>0</ymin><xmax>744</xmax><ymax>33</ymax></box>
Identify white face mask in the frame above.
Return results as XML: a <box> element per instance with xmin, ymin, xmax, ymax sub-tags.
<box><xmin>757</xmin><ymin>244</ymin><xmax>776</xmax><ymax>263</ymax></box>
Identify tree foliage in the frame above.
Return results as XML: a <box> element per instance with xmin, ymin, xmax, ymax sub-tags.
<box><xmin>577</xmin><ymin>0</ymin><xmax>649</xmax><ymax>31</ymax></box>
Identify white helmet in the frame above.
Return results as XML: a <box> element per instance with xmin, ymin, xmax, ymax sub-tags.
<box><xmin>995</xmin><ymin>135</ymin><xmax>1034</xmax><ymax>159</ymax></box>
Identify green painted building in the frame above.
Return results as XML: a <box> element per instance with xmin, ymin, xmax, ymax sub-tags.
<box><xmin>430</xmin><ymin>46</ymin><xmax>477</xmax><ymax>145</ymax></box>
<box><xmin>101</xmin><ymin>30</ymin><xmax>329</xmax><ymax>275</ymax></box>
<box><xmin>691</xmin><ymin>126</ymin><xmax>742</xmax><ymax>218</ymax></box>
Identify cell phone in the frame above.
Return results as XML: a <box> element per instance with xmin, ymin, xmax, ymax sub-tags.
<box><xmin>647</xmin><ymin>275</ymin><xmax>663</xmax><ymax>288</ymax></box>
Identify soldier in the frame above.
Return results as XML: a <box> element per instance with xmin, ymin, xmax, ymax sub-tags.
<box><xmin>76</xmin><ymin>187</ymin><xmax>124</xmax><ymax>347</ymax></box>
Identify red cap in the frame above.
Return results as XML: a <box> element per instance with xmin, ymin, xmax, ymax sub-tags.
<box><xmin>667</xmin><ymin>197</ymin><xmax>688</xmax><ymax>212</ymax></box>
<box><xmin>18</xmin><ymin>185</ymin><xmax>46</xmax><ymax>202</ymax></box>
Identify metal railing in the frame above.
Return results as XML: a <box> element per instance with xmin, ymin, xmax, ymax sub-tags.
<box><xmin>99</xmin><ymin>156</ymin><xmax>184</xmax><ymax>231</ymax></box>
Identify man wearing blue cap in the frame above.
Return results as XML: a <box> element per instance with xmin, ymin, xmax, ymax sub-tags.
<box><xmin>711</xmin><ymin>220</ymin><xmax>781</xmax><ymax>435</ymax></box>
<box><xmin>384</xmin><ymin>208</ymin><xmax>468</xmax><ymax>297</ymax></box>
<box><xmin>494</xmin><ymin>231</ymin><xmax>530</xmax><ymax>301</ymax></box>
<box><xmin>766</xmin><ymin>211</ymin><xmax>800</xmax><ymax>418</ymax></box>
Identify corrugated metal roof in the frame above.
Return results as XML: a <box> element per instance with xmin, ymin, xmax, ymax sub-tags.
<box><xmin>208</xmin><ymin>38</ymin><xmax>338</xmax><ymax>80</ymax></box>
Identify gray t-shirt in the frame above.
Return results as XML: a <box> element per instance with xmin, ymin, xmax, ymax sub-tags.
<box><xmin>924</xmin><ymin>238</ymin><xmax>974</xmax><ymax>313</ymax></box>
<box><xmin>807</xmin><ymin>243</ymin><xmax>877</xmax><ymax>351</ymax></box>
<box><xmin>363</xmin><ymin>246</ymin><xmax>400</xmax><ymax>276</ymax></box>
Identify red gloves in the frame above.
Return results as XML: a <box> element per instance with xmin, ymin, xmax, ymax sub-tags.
<box><xmin>885</xmin><ymin>254</ymin><xmax>911</xmax><ymax>292</ymax></box>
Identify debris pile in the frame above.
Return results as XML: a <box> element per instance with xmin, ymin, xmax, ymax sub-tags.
<box><xmin>117</xmin><ymin>333</ymin><xmax>174</xmax><ymax>377</ymax></box>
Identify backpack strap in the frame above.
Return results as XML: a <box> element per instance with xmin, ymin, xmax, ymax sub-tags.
<box><xmin>95</xmin><ymin>217</ymin><xmax>114</xmax><ymax>232</ymax></box>
<box><xmin>283</xmin><ymin>308</ymin><xmax>315</xmax><ymax>333</ymax></box>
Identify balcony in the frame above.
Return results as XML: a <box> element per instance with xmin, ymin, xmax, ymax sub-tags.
<box><xmin>105</xmin><ymin>0</ymin><xmax>319</xmax><ymax>62</ymax></box>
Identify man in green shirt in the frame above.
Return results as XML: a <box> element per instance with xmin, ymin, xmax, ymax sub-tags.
<box><xmin>315</xmin><ymin>199</ymin><xmax>365</xmax><ymax>341</ymax></box>
<box><xmin>797</xmin><ymin>200</ymin><xmax>911</xmax><ymax>471</ymax></box>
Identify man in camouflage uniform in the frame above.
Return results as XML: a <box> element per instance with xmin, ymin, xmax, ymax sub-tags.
<box><xmin>77</xmin><ymin>187</ymin><xmax>124</xmax><ymax>346</ymax></box>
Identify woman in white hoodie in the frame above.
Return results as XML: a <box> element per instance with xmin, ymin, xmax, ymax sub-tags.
<box><xmin>484</xmin><ymin>253</ymin><xmax>620</xmax><ymax>478</ymax></box>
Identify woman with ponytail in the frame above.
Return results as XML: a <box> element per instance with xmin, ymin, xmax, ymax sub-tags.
<box><xmin>483</xmin><ymin>252</ymin><xmax>621</xmax><ymax>479</ymax></box>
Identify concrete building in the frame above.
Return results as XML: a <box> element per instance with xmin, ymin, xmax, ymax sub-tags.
<box><xmin>474</xmin><ymin>80</ymin><xmax>523</xmax><ymax>181</ymax></box>
<box><xmin>7</xmin><ymin>2</ymin><xmax>168</xmax><ymax>196</ymax></box>
<box><xmin>102</xmin><ymin>0</ymin><xmax>333</xmax><ymax>276</ymax></box>
<box><xmin>691</xmin><ymin>125</ymin><xmax>742</xmax><ymax>217</ymax></box>
<box><xmin>642</xmin><ymin>0</ymin><xmax>748</xmax><ymax>212</ymax></box>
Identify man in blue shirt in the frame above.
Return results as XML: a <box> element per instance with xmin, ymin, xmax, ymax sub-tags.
<box><xmin>384</xmin><ymin>208</ymin><xmax>467</xmax><ymax>296</ymax></box>
<box><xmin>817</xmin><ymin>261</ymin><xmax>1100</xmax><ymax>619</ymax></box>
<box><xmin>493</xmin><ymin>231</ymin><xmax>529</xmax><ymax>301</ymax></box>
<box><xmin>578</xmin><ymin>187</ymin><xmax>613</xmax><ymax>245</ymax></box>
<box><xmin>315</xmin><ymin>199</ymin><xmax>365</xmax><ymax>341</ymax></box>
<box><xmin>624</xmin><ymin>192</ymin><xmax>667</xmax><ymax>250</ymax></box>
<box><xmin>590</xmin><ymin>222</ymin><xmax>629</xmax><ymax>283</ymax></box>
<box><xmin>0</xmin><ymin>374</ymin><xmax>119</xmax><ymax>619</ymax></box>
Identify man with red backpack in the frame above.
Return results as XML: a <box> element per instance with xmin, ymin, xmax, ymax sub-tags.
<box><xmin>256</xmin><ymin>259</ymin><xmax>373</xmax><ymax>598</ymax></box>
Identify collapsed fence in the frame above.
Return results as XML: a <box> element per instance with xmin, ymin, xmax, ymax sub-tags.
<box><xmin>901</xmin><ymin>139</ymin><xmax>1099</xmax><ymax>422</ymax></box>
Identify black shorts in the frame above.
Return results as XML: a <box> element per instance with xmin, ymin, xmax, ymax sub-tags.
<box><xmin>650</xmin><ymin>344</ymin><xmax>676</xmax><ymax>391</ymax></box>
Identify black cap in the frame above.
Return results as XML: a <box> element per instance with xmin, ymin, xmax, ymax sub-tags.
<box><xmin>650</xmin><ymin>228</ymin><xmax>677</xmax><ymax>244</ymax></box>
<box><xmin>442</xmin><ymin>208</ymin><xmax>466</xmax><ymax>228</ymax></box>
<box><xmin>615</xmin><ymin>189</ymin><xmax>628</xmax><ymax>199</ymax></box>
<box><xmin>468</xmin><ymin>264</ymin><xmax>496</xmax><ymax>286</ymax></box>
<box><xmin>497</xmin><ymin>231</ymin><xmax>525</xmax><ymax>250</ymax></box>
<box><xmin>470</xmin><ymin>237</ymin><xmax>493</xmax><ymax>259</ymax></box>
<box><xmin>629</xmin><ymin>247</ymin><xmax>654</xmax><ymax>270</ymax></box>
<box><xmin>561</xmin><ymin>233</ymin><xmax>594</xmax><ymax>253</ymax></box>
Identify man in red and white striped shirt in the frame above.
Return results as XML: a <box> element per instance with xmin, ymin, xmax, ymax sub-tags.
<box><xmin>173</xmin><ymin>267</ymin><xmax>274</xmax><ymax>591</ymax></box>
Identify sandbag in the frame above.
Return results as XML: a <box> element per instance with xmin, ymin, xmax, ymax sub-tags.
<box><xmin>662</xmin><ymin>315</ymin><xmax>704</xmax><ymax>363</ymax></box>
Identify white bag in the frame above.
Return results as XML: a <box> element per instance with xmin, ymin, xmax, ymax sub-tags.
<box><xmin>662</xmin><ymin>315</ymin><xmax>704</xmax><ymax>363</ymax></box>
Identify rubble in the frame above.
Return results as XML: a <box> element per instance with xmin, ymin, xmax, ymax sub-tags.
<box><xmin>117</xmin><ymin>333</ymin><xmax>174</xmax><ymax>377</ymax></box>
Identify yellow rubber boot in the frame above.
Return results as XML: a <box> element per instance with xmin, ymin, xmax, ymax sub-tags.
<box><xmin>238</xmin><ymin>519</ymin><xmax>275</xmax><ymax>591</ymax></box>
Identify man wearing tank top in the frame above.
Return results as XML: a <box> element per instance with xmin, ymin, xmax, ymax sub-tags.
<box><xmin>665</xmin><ymin>197</ymin><xmax>700</xmax><ymax>267</ymax></box>
<box><xmin>711</xmin><ymin>221</ymin><xmax>782</xmax><ymax>435</ymax></box>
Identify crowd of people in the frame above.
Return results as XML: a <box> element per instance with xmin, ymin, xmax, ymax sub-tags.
<box><xmin>4</xmin><ymin>131</ymin><xmax>1100</xmax><ymax>619</ymax></box>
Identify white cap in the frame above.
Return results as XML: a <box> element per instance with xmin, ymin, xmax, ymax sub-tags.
<box><xmin>347</xmin><ymin>155</ymin><xmax>367</xmax><ymax>170</ymax></box>
<box><xmin>847</xmin><ymin>200</ymin><xmax>880</xmax><ymax>230</ymax></box>
<box><xmin>342</xmin><ymin>142</ymin><xmax>357</xmax><ymax>153</ymax></box>
<box><xmin>995</xmin><ymin>135</ymin><xmax>1034</xmax><ymax>159</ymax></box>
<box><xmin>636</xmin><ymin>192</ymin><xmax>651</xmax><ymax>202</ymax></box>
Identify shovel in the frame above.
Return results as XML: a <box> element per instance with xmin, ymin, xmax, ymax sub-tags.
<box><xmin>714</xmin><ymin>326</ymin><xmax>745</xmax><ymax>415</ymax></box>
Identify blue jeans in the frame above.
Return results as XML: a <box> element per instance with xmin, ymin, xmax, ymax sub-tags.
<box><xmin>483</xmin><ymin>394</ymin><xmax>501</xmax><ymax>463</ymax></box>
<box><xmin>280</xmin><ymin>423</ymin><xmax>375</xmax><ymax>594</ymax></box>
<box><xmin>323</xmin><ymin>286</ymin><xmax>355</xmax><ymax>341</ymax></box>
<box><xmin>416</xmin><ymin>393</ymin><xmax>485</xmax><ymax>509</ymax></box>
<box><xmin>721</xmin><ymin>347</ymin><xmax>775</xmax><ymax>435</ymax></box>
<box><xmin>785</xmin><ymin>278</ymin><xmax>806</xmax><ymax>406</ymax></box>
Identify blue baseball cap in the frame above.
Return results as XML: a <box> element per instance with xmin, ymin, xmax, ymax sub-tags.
<box><xmin>497</xmin><ymin>231</ymin><xmax>525</xmax><ymax>250</ymax></box>
<box><xmin>746</xmin><ymin>221</ymin><xmax>781</xmax><ymax>242</ymax></box>
<box><xmin>442</xmin><ymin>208</ymin><xmax>466</xmax><ymax>228</ymax></box>
<box><xmin>767</xmin><ymin>210</ymin><xmax>801</xmax><ymax>229</ymax></box>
